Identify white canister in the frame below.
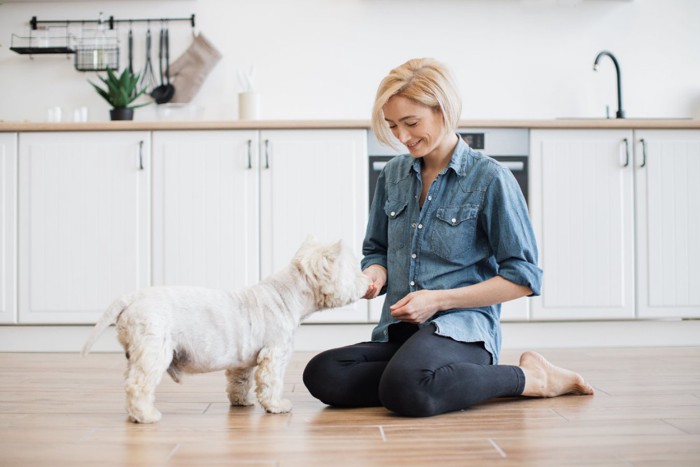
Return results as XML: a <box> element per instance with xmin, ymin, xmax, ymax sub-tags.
<box><xmin>238</xmin><ymin>92</ymin><xmax>260</xmax><ymax>120</ymax></box>
<box><xmin>47</xmin><ymin>106</ymin><xmax>62</xmax><ymax>122</ymax></box>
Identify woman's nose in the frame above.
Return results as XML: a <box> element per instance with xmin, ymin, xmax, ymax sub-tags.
<box><xmin>395</xmin><ymin>126</ymin><xmax>410</xmax><ymax>143</ymax></box>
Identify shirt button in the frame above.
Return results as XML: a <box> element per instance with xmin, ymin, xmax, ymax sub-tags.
<box><xmin>451</xmin><ymin>218</ymin><xmax>457</xmax><ymax>224</ymax></box>
<box><xmin>411</xmin><ymin>253</ymin><xmax>417</xmax><ymax>259</ymax></box>
<box><xmin>411</xmin><ymin>223</ymin><xmax>417</xmax><ymax>229</ymax></box>
<box><xmin>390</xmin><ymin>211</ymin><xmax>396</xmax><ymax>217</ymax></box>
<box><xmin>410</xmin><ymin>281</ymin><xmax>415</xmax><ymax>286</ymax></box>
<box><xmin>428</xmin><ymin>196</ymin><xmax>432</xmax><ymax>201</ymax></box>
<box><xmin>418</xmin><ymin>224</ymin><xmax>423</xmax><ymax>229</ymax></box>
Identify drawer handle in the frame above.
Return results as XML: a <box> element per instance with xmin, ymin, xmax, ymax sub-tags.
<box><xmin>640</xmin><ymin>138</ymin><xmax>647</xmax><ymax>168</ymax></box>
<box><xmin>264</xmin><ymin>139</ymin><xmax>270</xmax><ymax>169</ymax></box>
<box><xmin>622</xmin><ymin>138</ymin><xmax>629</xmax><ymax>168</ymax></box>
<box><xmin>246</xmin><ymin>139</ymin><xmax>252</xmax><ymax>169</ymax></box>
<box><xmin>138</xmin><ymin>140</ymin><xmax>144</xmax><ymax>170</ymax></box>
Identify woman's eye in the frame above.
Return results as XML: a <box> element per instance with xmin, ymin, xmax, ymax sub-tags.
<box><xmin>407</xmin><ymin>122</ymin><xmax>418</xmax><ymax>127</ymax></box>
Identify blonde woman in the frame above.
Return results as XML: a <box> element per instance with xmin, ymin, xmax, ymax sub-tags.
<box><xmin>303</xmin><ymin>58</ymin><xmax>594</xmax><ymax>417</ymax></box>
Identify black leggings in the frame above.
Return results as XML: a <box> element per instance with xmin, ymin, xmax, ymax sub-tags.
<box><xmin>303</xmin><ymin>323</ymin><xmax>526</xmax><ymax>417</ymax></box>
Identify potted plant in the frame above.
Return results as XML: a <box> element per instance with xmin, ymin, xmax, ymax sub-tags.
<box><xmin>90</xmin><ymin>68</ymin><xmax>150</xmax><ymax>121</ymax></box>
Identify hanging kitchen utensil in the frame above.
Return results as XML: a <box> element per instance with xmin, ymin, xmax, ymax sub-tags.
<box><xmin>164</xmin><ymin>27</ymin><xmax>176</xmax><ymax>101</ymax></box>
<box><xmin>139</xmin><ymin>25</ymin><xmax>158</xmax><ymax>93</ymax></box>
<box><xmin>127</xmin><ymin>22</ymin><xmax>133</xmax><ymax>73</ymax></box>
<box><xmin>151</xmin><ymin>24</ymin><xmax>175</xmax><ymax>104</ymax></box>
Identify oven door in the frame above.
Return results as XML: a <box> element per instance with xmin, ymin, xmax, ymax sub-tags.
<box><xmin>491</xmin><ymin>155</ymin><xmax>528</xmax><ymax>205</ymax></box>
<box><xmin>368</xmin><ymin>155</ymin><xmax>394</xmax><ymax>209</ymax></box>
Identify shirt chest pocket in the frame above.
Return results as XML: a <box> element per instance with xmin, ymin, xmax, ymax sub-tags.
<box><xmin>430</xmin><ymin>204</ymin><xmax>480</xmax><ymax>260</ymax></box>
<box><xmin>384</xmin><ymin>199</ymin><xmax>410</xmax><ymax>252</ymax></box>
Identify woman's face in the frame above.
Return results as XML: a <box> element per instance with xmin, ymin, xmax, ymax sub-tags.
<box><xmin>382</xmin><ymin>95</ymin><xmax>451</xmax><ymax>159</ymax></box>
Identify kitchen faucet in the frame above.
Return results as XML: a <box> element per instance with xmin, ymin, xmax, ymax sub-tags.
<box><xmin>593</xmin><ymin>50</ymin><xmax>625</xmax><ymax>119</ymax></box>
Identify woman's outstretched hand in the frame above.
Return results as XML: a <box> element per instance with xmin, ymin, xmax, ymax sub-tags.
<box><xmin>362</xmin><ymin>265</ymin><xmax>387</xmax><ymax>299</ymax></box>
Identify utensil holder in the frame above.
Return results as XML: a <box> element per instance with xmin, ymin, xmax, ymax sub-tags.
<box><xmin>238</xmin><ymin>92</ymin><xmax>260</xmax><ymax>120</ymax></box>
<box><xmin>74</xmin><ymin>26</ymin><xmax>119</xmax><ymax>72</ymax></box>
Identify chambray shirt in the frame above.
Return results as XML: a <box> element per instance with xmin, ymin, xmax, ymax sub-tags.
<box><xmin>361</xmin><ymin>136</ymin><xmax>542</xmax><ymax>364</ymax></box>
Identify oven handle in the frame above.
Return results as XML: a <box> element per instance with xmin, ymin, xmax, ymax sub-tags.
<box><xmin>499</xmin><ymin>161</ymin><xmax>525</xmax><ymax>172</ymax></box>
<box><xmin>371</xmin><ymin>161</ymin><xmax>388</xmax><ymax>172</ymax></box>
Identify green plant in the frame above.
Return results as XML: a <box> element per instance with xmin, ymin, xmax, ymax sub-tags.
<box><xmin>90</xmin><ymin>68</ymin><xmax>150</xmax><ymax>109</ymax></box>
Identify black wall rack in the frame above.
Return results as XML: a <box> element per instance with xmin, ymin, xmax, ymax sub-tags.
<box><xmin>29</xmin><ymin>14</ymin><xmax>196</xmax><ymax>30</ymax></box>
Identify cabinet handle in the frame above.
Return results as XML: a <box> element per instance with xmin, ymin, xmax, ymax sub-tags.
<box><xmin>264</xmin><ymin>139</ymin><xmax>270</xmax><ymax>169</ymax></box>
<box><xmin>622</xmin><ymin>138</ymin><xmax>629</xmax><ymax>167</ymax></box>
<box><xmin>246</xmin><ymin>139</ymin><xmax>252</xmax><ymax>169</ymax></box>
<box><xmin>138</xmin><ymin>140</ymin><xmax>144</xmax><ymax>170</ymax></box>
<box><xmin>640</xmin><ymin>138</ymin><xmax>647</xmax><ymax>168</ymax></box>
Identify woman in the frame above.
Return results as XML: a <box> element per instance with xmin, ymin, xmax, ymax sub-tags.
<box><xmin>303</xmin><ymin>58</ymin><xmax>594</xmax><ymax>417</ymax></box>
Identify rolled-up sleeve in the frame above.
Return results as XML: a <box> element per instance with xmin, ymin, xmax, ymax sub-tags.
<box><xmin>361</xmin><ymin>170</ymin><xmax>389</xmax><ymax>272</ymax></box>
<box><xmin>481</xmin><ymin>167</ymin><xmax>542</xmax><ymax>296</ymax></box>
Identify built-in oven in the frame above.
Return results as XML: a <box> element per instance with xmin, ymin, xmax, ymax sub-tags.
<box><xmin>366</xmin><ymin>128</ymin><xmax>531</xmax><ymax>321</ymax></box>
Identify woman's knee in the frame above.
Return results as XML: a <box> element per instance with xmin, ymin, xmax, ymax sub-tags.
<box><xmin>302</xmin><ymin>351</ymin><xmax>338</xmax><ymax>402</ymax></box>
<box><xmin>378</xmin><ymin>364</ymin><xmax>440</xmax><ymax>417</ymax></box>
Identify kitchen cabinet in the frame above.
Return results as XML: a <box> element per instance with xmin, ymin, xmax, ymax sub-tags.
<box><xmin>152</xmin><ymin>130</ymin><xmax>260</xmax><ymax>290</ymax></box>
<box><xmin>0</xmin><ymin>133</ymin><xmax>17</xmax><ymax>324</ymax></box>
<box><xmin>529</xmin><ymin>129</ymin><xmax>635</xmax><ymax>320</ymax></box>
<box><xmin>259</xmin><ymin>130</ymin><xmax>368</xmax><ymax>322</ymax></box>
<box><xmin>529</xmin><ymin>129</ymin><xmax>700</xmax><ymax>320</ymax></box>
<box><xmin>153</xmin><ymin>129</ymin><xmax>369</xmax><ymax>323</ymax></box>
<box><xmin>18</xmin><ymin>132</ymin><xmax>151</xmax><ymax>323</ymax></box>
<box><xmin>635</xmin><ymin>130</ymin><xmax>700</xmax><ymax>318</ymax></box>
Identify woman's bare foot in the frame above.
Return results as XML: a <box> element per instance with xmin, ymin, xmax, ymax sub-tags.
<box><xmin>519</xmin><ymin>351</ymin><xmax>595</xmax><ymax>398</ymax></box>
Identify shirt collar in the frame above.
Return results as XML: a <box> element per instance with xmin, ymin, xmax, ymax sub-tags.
<box><xmin>409</xmin><ymin>134</ymin><xmax>471</xmax><ymax>177</ymax></box>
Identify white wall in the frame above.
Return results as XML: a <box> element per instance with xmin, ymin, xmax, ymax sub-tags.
<box><xmin>1</xmin><ymin>0</ymin><xmax>699</xmax><ymax>122</ymax></box>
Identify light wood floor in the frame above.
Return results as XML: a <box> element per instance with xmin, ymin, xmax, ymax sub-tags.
<box><xmin>1</xmin><ymin>347</ymin><xmax>699</xmax><ymax>466</ymax></box>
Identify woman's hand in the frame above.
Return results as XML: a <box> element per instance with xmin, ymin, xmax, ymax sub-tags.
<box><xmin>390</xmin><ymin>290</ymin><xmax>444</xmax><ymax>324</ymax></box>
<box><xmin>362</xmin><ymin>265</ymin><xmax>387</xmax><ymax>299</ymax></box>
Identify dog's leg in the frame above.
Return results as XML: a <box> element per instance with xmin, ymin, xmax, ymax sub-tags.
<box><xmin>226</xmin><ymin>367</ymin><xmax>256</xmax><ymax>407</ymax></box>
<box><xmin>124</xmin><ymin>341</ymin><xmax>172</xmax><ymax>423</ymax></box>
<box><xmin>255</xmin><ymin>345</ymin><xmax>293</xmax><ymax>413</ymax></box>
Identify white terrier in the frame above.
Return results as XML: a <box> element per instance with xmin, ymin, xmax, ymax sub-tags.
<box><xmin>82</xmin><ymin>237</ymin><xmax>370</xmax><ymax>423</ymax></box>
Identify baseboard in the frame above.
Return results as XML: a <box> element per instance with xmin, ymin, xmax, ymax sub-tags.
<box><xmin>1</xmin><ymin>319</ymin><xmax>699</xmax><ymax>352</ymax></box>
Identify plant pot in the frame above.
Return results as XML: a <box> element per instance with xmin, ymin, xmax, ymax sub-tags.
<box><xmin>110</xmin><ymin>108</ymin><xmax>134</xmax><ymax>121</ymax></box>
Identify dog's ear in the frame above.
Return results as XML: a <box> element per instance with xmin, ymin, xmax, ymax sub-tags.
<box><xmin>295</xmin><ymin>234</ymin><xmax>318</xmax><ymax>257</ymax></box>
<box><xmin>330</xmin><ymin>239</ymin><xmax>343</xmax><ymax>257</ymax></box>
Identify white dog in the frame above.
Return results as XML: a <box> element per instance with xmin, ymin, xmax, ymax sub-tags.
<box><xmin>82</xmin><ymin>237</ymin><xmax>370</xmax><ymax>423</ymax></box>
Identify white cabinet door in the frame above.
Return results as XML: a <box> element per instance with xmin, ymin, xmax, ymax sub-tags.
<box><xmin>530</xmin><ymin>130</ymin><xmax>635</xmax><ymax>320</ymax></box>
<box><xmin>18</xmin><ymin>132</ymin><xmax>150</xmax><ymax>323</ymax></box>
<box><xmin>635</xmin><ymin>130</ymin><xmax>700</xmax><ymax>318</ymax></box>
<box><xmin>0</xmin><ymin>133</ymin><xmax>17</xmax><ymax>324</ymax></box>
<box><xmin>260</xmin><ymin>130</ymin><xmax>369</xmax><ymax>322</ymax></box>
<box><xmin>152</xmin><ymin>130</ymin><xmax>259</xmax><ymax>290</ymax></box>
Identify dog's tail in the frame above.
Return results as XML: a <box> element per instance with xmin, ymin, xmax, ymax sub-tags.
<box><xmin>81</xmin><ymin>294</ymin><xmax>134</xmax><ymax>356</ymax></box>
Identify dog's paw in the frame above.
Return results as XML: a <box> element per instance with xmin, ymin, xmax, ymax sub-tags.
<box><xmin>263</xmin><ymin>398</ymin><xmax>293</xmax><ymax>414</ymax></box>
<box><xmin>129</xmin><ymin>408</ymin><xmax>162</xmax><ymax>424</ymax></box>
<box><xmin>229</xmin><ymin>396</ymin><xmax>256</xmax><ymax>407</ymax></box>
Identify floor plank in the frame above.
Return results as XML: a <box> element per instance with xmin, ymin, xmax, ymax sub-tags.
<box><xmin>0</xmin><ymin>347</ymin><xmax>699</xmax><ymax>466</ymax></box>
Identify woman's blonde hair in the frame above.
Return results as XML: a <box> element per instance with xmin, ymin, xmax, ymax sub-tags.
<box><xmin>371</xmin><ymin>58</ymin><xmax>462</xmax><ymax>148</ymax></box>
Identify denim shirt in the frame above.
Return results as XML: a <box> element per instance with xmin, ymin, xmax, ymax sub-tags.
<box><xmin>361</xmin><ymin>136</ymin><xmax>542</xmax><ymax>364</ymax></box>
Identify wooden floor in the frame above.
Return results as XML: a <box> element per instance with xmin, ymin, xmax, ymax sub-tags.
<box><xmin>1</xmin><ymin>347</ymin><xmax>699</xmax><ymax>466</ymax></box>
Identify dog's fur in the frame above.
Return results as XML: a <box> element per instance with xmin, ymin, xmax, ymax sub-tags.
<box><xmin>82</xmin><ymin>237</ymin><xmax>370</xmax><ymax>423</ymax></box>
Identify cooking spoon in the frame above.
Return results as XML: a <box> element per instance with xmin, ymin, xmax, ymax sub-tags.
<box><xmin>151</xmin><ymin>25</ymin><xmax>175</xmax><ymax>104</ymax></box>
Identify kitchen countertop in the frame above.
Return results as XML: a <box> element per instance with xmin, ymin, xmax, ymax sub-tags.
<box><xmin>1</xmin><ymin>119</ymin><xmax>699</xmax><ymax>132</ymax></box>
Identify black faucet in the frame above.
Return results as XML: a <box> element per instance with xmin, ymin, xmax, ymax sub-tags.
<box><xmin>593</xmin><ymin>50</ymin><xmax>625</xmax><ymax>119</ymax></box>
